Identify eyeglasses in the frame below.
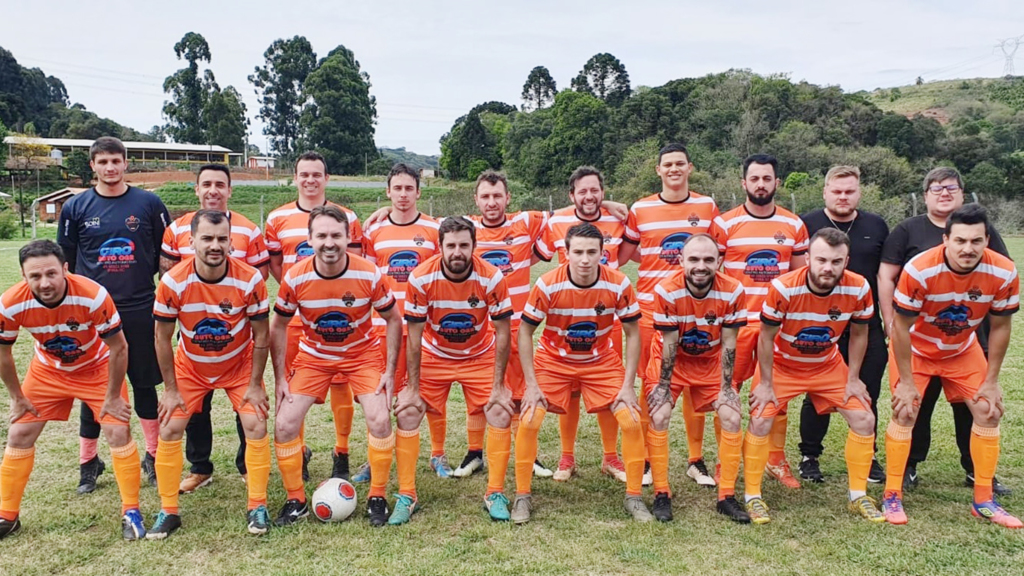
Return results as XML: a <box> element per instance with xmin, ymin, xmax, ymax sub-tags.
<box><xmin>926</xmin><ymin>184</ymin><xmax>962</xmax><ymax>195</ymax></box>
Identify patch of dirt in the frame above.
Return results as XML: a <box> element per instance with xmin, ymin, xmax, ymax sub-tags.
<box><xmin>907</xmin><ymin>107</ymin><xmax>951</xmax><ymax>125</ymax></box>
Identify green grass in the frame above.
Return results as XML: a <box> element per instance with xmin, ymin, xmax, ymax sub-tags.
<box><xmin>1</xmin><ymin>240</ymin><xmax>1024</xmax><ymax>575</ymax></box>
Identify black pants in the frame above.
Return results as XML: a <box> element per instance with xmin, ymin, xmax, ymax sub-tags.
<box><xmin>798</xmin><ymin>324</ymin><xmax>887</xmax><ymax>458</ymax></box>
<box><xmin>185</xmin><ymin>391</ymin><xmax>248</xmax><ymax>475</ymax></box>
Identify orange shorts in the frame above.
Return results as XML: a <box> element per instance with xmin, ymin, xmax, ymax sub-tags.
<box><xmin>733</xmin><ymin>323</ymin><xmax>759</xmax><ymax>386</ymax></box>
<box><xmin>643</xmin><ymin>352</ymin><xmax>721</xmax><ymax>412</ymax></box>
<box><xmin>572</xmin><ymin>322</ymin><xmax>622</xmax><ymax>393</ymax></box>
<box><xmin>289</xmin><ymin>348</ymin><xmax>385</xmax><ymax>403</ymax></box>
<box><xmin>287</xmin><ymin>323</ymin><xmax>349</xmax><ymax>387</ymax></box>
<box><xmin>171</xmin><ymin>358</ymin><xmax>257</xmax><ymax>419</ymax></box>
<box><xmin>750</xmin><ymin>354</ymin><xmax>865</xmax><ymax>418</ymax></box>
<box><xmin>17</xmin><ymin>360</ymin><xmax>129</xmax><ymax>426</ymax></box>
<box><xmin>887</xmin><ymin>339</ymin><xmax>986</xmax><ymax>403</ymax></box>
<box><xmin>420</xmin><ymin>351</ymin><xmax>498</xmax><ymax>415</ymax></box>
<box><xmin>535</xmin><ymin>351</ymin><xmax>624</xmax><ymax>414</ymax></box>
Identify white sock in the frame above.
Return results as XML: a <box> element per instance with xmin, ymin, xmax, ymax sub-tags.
<box><xmin>849</xmin><ymin>490</ymin><xmax>866</xmax><ymax>501</ymax></box>
<box><xmin>745</xmin><ymin>494</ymin><xmax>761</xmax><ymax>503</ymax></box>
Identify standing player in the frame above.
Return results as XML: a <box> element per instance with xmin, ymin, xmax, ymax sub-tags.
<box><xmin>160</xmin><ymin>164</ymin><xmax>270</xmax><ymax>494</ymax></box>
<box><xmin>884</xmin><ymin>205</ymin><xmax>1020</xmax><ymax>527</ymax></box>
<box><xmin>58</xmin><ymin>136</ymin><xmax>169</xmax><ymax>491</ymax></box>
<box><xmin>0</xmin><ymin>241</ymin><xmax>145</xmax><ymax>540</ymax></box>
<box><xmin>720</xmin><ymin>153</ymin><xmax>808</xmax><ymax>489</ymax></box>
<box><xmin>271</xmin><ymin>206</ymin><xmax>403</xmax><ymax>527</ymax></box>
<box><xmin>744</xmin><ymin>229</ymin><xmax>882</xmax><ymax>524</ymax></box>
<box><xmin>149</xmin><ymin>210</ymin><xmax>272</xmax><ymax>538</ymax></box>
<box><xmin>645</xmin><ymin>234</ymin><xmax>748</xmax><ymax>522</ymax></box>
<box><xmin>512</xmin><ymin>223</ymin><xmax>646</xmax><ymax>524</ymax></box>
<box><xmin>399</xmin><ymin>217</ymin><xmax>515</xmax><ymax>522</ymax></box>
<box><xmin>265</xmin><ymin>151</ymin><xmax>363</xmax><ymax>482</ymax></box>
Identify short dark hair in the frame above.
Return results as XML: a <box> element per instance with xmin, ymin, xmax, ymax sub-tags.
<box><xmin>658</xmin><ymin>143</ymin><xmax>690</xmax><ymax>163</ymax></box>
<box><xmin>944</xmin><ymin>203</ymin><xmax>990</xmax><ymax>236</ymax></box>
<box><xmin>742</xmin><ymin>153</ymin><xmax>779</xmax><ymax>178</ymax></box>
<box><xmin>568</xmin><ymin>166</ymin><xmax>604</xmax><ymax>192</ymax></box>
<box><xmin>439</xmin><ymin>216</ymin><xmax>476</xmax><ymax>246</ymax></box>
<box><xmin>387</xmin><ymin>163</ymin><xmax>420</xmax><ymax>189</ymax></box>
<box><xmin>809</xmin><ymin>228</ymin><xmax>851</xmax><ymax>251</ymax></box>
<box><xmin>474</xmin><ymin>169</ymin><xmax>509</xmax><ymax>195</ymax></box>
<box><xmin>564</xmin><ymin>222</ymin><xmax>604</xmax><ymax>252</ymax></box>
<box><xmin>924</xmin><ymin>166</ymin><xmax>964</xmax><ymax>192</ymax></box>
<box><xmin>197</xmin><ymin>163</ymin><xmax>231</xmax><ymax>184</ymax></box>
<box><xmin>19</xmin><ymin>239</ymin><xmax>66</xmax><ymax>267</ymax></box>
<box><xmin>682</xmin><ymin>233</ymin><xmax>718</xmax><ymax>252</ymax></box>
<box><xmin>295</xmin><ymin>151</ymin><xmax>328</xmax><ymax>174</ymax></box>
<box><xmin>190</xmin><ymin>209</ymin><xmax>229</xmax><ymax>236</ymax></box>
<box><xmin>307</xmin><ymin>204</ymin><xmax>349</xmax><ymax>235</ymax></box>
<box><xmin>89</xmin><ymin>136</ymin><xmax>126</xmax><ymax>161</ymax></box>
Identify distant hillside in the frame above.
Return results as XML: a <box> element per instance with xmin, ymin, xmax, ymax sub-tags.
<box><xmin>380</xmin><ymin>147</ymin><xmax>439</xmax><ymax>170</ymax></box>
<box><xmin>865</xmin><ymin>77</ymin><xmax>1024</xmax><ymax>124</ymax></box>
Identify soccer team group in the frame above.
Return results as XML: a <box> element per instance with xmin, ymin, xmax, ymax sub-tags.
<box><xmin>0</xmin><ymin>137</ymin><xmax>1019</xmax><ymax>542</ymax></box>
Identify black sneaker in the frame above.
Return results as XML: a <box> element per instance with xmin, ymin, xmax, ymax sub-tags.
<box><xmin>367</xmin><ymin>496</ymin><xmax>390</xmax><ymax>527</ymax></box>
<box><xmin>716</xmin><ymin>495</ymin><xmax>751</xmax><ymax>524</ymax></box>
<box><xmin>868</xmin><ymin>459</ymin><xmax>886</xmax><ymax>484</ymax></box>
<box><xmin>0</xmin><ymin>516</ymin><xmax>21</xmax><ymax>539</ymax></box>
<box><xmin>142</xmin><ymin>452</ymin><xmax>157</xmax><ymax>487</ymax></box>
<box><xmin>274</xmin><ymin>499</ymin><xmax>309</xmax><ymax>527</ymax></box>
<box><xmin>145</xmin><ymin>511</ymin><xmax>181</xmax><ymax>540</ymax></box>
<box><xmin>798</xmin><ymin>457</ymin><xmax>824</xmax><ymax>483</ymax></box>
<box><xmin>652</xmin><ymin>492</ymin><xmax>673</xmax><ymax>522</ymax></box>
<box><xmin>77</xmin><ymin>456</ymin><xmax>106</xmax><ymax>494</ymax></box>
<box><xmin>332</xmin><ymin>452</ymin><xmax>350</xmax><ymax>481</ymax></box>
<box><xmin>453</xmin><ymin>450</ymin><xmax>485</xmax><ymax>478</ymax></box>
<box><xmin>302</xmin><ymin>447</ymin><xmax>313</xmax><ymax>482</ymax></box>
<box><xmin>966</xmin><ymin>473</ymin><xmax>1013</xmax><ymax>496</ymax></box>
<box><xmin>903</xmin><ymin>464</ymin><xmax>919</xmax><ymax>491</ymax></box>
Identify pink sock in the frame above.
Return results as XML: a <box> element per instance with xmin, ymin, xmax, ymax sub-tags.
<box><xmin>80</xmin><ymin>437</ymin><xmax>99</xmax><ymax>464</ymax></box>
<box><xmin>140</xmin><ymin>418</ymin><xmax>160</xmax><ymax>457</ymax></box>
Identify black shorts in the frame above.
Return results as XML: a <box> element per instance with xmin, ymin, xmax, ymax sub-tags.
<box><xmin>119</xmin><ymin>306</ymin><xmax>163</xmax><ymax>389</ymax></box>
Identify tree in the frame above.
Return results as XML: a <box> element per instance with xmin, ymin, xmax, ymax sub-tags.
<box><xmin>570</xmin><ymin>53</ymin><xmax>631</xmax><ymax>106</ymax></box>
<box><xmin>65</xmin><ymin>149</ymin><xmax>93</xmax><ymax>185</ymax></box>
<box><xmin>162</xmin><ymin>32</ymin><xmax>215</xmax><ymax>144</ymax></box>
<box><xmin>521</xmin><ymin>66</ymin><xmax>557</xmax><ymax>111</ymax></box>
<box><xmin>250</xmin><ymin>36</ymin><xmax>317</xmax><ymax>159</ymax></box>
<box><xmin>440</xmin><ymin>112</ymin><xmax>495</xmax><ymax>180</ymax></box>
<box><xmin>204</xmin><ymin>86</ymin><xmax>249</xmax><ymax>151</ymax></box>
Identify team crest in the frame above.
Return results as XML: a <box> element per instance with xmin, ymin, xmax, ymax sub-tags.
<box><xmin>219</xmin><ymin>298</ymin><xmax>233</xmax><ymax>314</ymax></box>
<box><xmin>125</xmin><ymin>215</ymin><xmax>141</xmax><ymax>232</ymax></box>
<box><xmin>342</xmin><ymin>292</ymin><xmax>356</xmax><ymax>306</ymax></box>
<box><xmin>468</xmin><ymin>294</ymin><xmax>481</xmax><ymax>308</ymax></box>
<box><xmin>65</xmin><ymin>318</ymin><xmax>80</xmax><ymax>331</ymax></box>
<box><xmin>968</xmin><ymin>286</ymin><xmax>982</xmax><ymax>301</ymax></box>
<box><xmin>594</xmin><ymin>302</ymin><xmax>607</xmax><ymax>315</ymax></box>
<box><xmin>704</xmin><ymin>311</ymin><xmax>718</xmax><ymax>325</ymax></box>
<box><xmin>602</xmin><ymin>232</ymin><xmax>612</xmax><ymax>244</ymax></box>
<box><xmin>773</xmin><ymin>231</ymin><xmax>787</xmax><ymax>245</ymax></box>
<box><xmin>828</xmin><ymin>306</ymin><xmax>842</xmax><ymax>321</ymax></box>
<box><xmin>504</xmin><ymin>235</ymin><xmax>514</xmax><ymax>246</ymax></box>
<box><xmin>688</xmin><ymin>213</ymin><xmax>700</xmax><ymax>227</ymax></box>
<box><xmin>413</xmin><ymin>234</ymin><xmax>426</xmax><ymax>246</ymax></box>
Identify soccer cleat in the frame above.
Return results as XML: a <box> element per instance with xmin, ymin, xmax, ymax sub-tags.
<box><xmin>624</xmin><ymin>495</ymin><xmax>654</xmax><ymax>522</ymax></box>
<box><xmin>868</xmin><ymin>459</ymin><xmax>886</xmax><ymax>484</ymax></box>
<box><xmin>745</xmin><ymin>497</ymin><xmax>771</xmax><ymax>525</ymax></box>
<box><xmin>882</xmin><ymin>492</ymin><xmax>907</xmax><ymax>525</ymax></box>
<box><xmin>331</xmin><ymin>452</ymin><xmax>350</xmax><ymax>481</ymax></box>
<box><xmin>652</xmin><ymin>492</ymin><xmax>673</xmax><ymax>522</ymax></box>
<box><xmin>387</xmin><ymin>494</ymin><xmax>419</xmax><ymax>526</ymax></box>
<box><xmin>352</xmin><ymin>462</ymin><xmax>371</xmax><ymax>483</ymax></box>
<box><xmin>766</xmin><ymin>459</ymin><xmax>801</xmax><ymax>489</ymax></box>
<box><xmin>798</xmin><ymin>457</ymin><xmax>824</xmax><ymax>483</ymax></box>
<box><xmin>553</xmin><ymin>455</ymin><xmax>577</xmax><ymax>482</ymax></box>
<box><xmin>533</xmin><ymin>458</ymin><xmax>554</xmax><ymax>478</ymax></box>
<box><xmin>274</xmin><ymin>499</ymin><xmax>309</xmax><ymax>527</ymax></box>
<box><xmin>77</xmin><ymin>456</ymin><xmax>106</xmax><ymax>494</ymax></box>
<box><xmin>0</xmin><ymin>517</ymin><xmax>21</xmax><ymax>539</ymax></box>
<box><xmin>453</xmin><ymin>450</ymin><xmax>484</xmax><ymax>478</ymax></box>
<box><xmin>179</xmin><ymin>473</ymin><xmax>212</xmax><ymax>494</ymax></box>
<box><xmin>301</xmin><ymin>446</ymin><xmax>312</xmax><ymax>482</ymax></box>
<box><xmin>142</xmin><ymin>452</ymin><xmax>157</xmax><ymax>488</ymax></box>
<box><xmin>484</xmin><ymin>493</ymin><xmax>511</xmax><ymax>522</ymax></box>
<box><xmin>903</xmin><ymin>464</ymin><xmax>918</xmax><ymax>491</ymax></box>
<box><xmin>247</xmin><ymin>505</ymin><xmax>270</xmax><ymax>535</ymax></box>
<box><xmin>972</xmin><ymin>500</ymin><xmax>1023</xmax><ymax>529</ymax></box>
<box><xmin>686</xmin><ymin>459</ymin><xmax>717</xmax><ymax>487</ymax></box>
<box><xmin>966</xmin><ymin>473</ymin><xmax>1013</xmax><ymax>497</ymax></box>
<box><xmin>848</xmin><ymin>495</ymin><xmax>886</xmax><ymax>523</ymax></box>
<box><xmin>430</xmin><ymin>454</ymin><xmax>453</xmax><ymax>479</ymax></box>
<box><xmin>642</xmin><ymin>461</ymin><xmax>653</xmax><ymax>487</ymax></box>
<box><xmin>367</xmin><ymin>496</ymin><xmax>390</xmax><ymax>527</ymax></box>
<box><xmin>146</xmin><ymin>511</ymin><xmax>181</xmax><ymax>540</ymax></box>
<box><xmin>121</xmin><ymin>508</ymin><xmax>147</xmax><ymax>541</ymax></box>
<box><xmin>510</xmin><ymin>494</ymin><xmax>532</xmax><ymax>524</ymax></box>
<box><xmin>601</xmin><ymin>455</ymin><xmax>627</xmax><ymax>483</ymax></box>
<box><xmin>717</xmin><ymin>496</ymin><xmax>751</xmax><ymax>524</ymax></box>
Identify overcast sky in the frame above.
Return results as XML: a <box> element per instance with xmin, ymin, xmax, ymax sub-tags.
<box><xmin>4</xmin><ymin>1</ymin><xmax>1023</xmax><ymax>155</ymax></box>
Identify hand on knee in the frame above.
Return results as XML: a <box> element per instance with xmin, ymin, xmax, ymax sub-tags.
<box><xmin>613</xmin><ymin>408</ymin><xmax>642</xmax><ymax>434</ymax></box>
<box><xmin>520</xmin><ymin>407</ymin><xmax>546</xmax><ymax>431</ymax></box>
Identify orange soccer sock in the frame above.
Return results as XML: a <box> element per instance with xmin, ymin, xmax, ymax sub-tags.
<box><xmin>396</xmin><ymin>428</ymin><xmax>420</xmax><ymax>500</ymax></box>
<box><xmin>718</xmin><ymin>429</ymin><xmax>743</xmax><ymax>500</ymax></box>
<box><xmin>884</xmin><ymin>422</ymin><xmax>913</xmax><ymax>497</ymax></box>
<box><xmin>485</xmin><ymin>426</ymin><xmax>511</xmax><ymax>495</ymax></box>
<box><xmin>646</xmin><ymin>428</ymin><xmax>671</xmax><ymax>496</ymax></box>
<box><xmin>0</xmin><ymin>446</ymin><xmax>35</xmax><ymax>521</ymax></box>
<box><xmin>614</xmin><ymin>407</ymin><xmax>645</xmax><ymax>497</ymax></box>
<box><xmin>467</xmin><ymin>412</ymin><xmax>487</xmax><ymax>453</ymax></box>
<box><xmin>743</xmin><ymin>432</ymin><xmax>770</xmax><ymax>499</ymax></box>
<box><xmin>110</xmin><ymin>440</ymin><xmax>142</xmax><ymax>514</ymax></box>
<box><xmin>971</xmin><ymin>425</ymin><xmax>1001</xmax><ymax>504</ymax></box>
<box><xmin>330</xmin><ymin>384</ymin><xmax>354</xmax><ymax>455</ymax></box>
<box><xmin>275</xmin><ymin>436</ymin><xmax>306</xmax><ymax>503</ymax></box>
<box><xmin>682</xmin><ymin>389</ymin><xmax>706</xmax><ymax>463</ymax></box>
<box><xmin>768</xmin><ymin>411</ymin><xmax>788</xmax><ymax>465</ymax></box>
<box><xmin>845</xmin><ymin>431</ymin><xmax>875</xmax><ymax>497</ymax></box>
<box><xmin>596</xmin><ymin>409</ymin><xmax>620</xmax><ymax>458</ymax></box>
<box><xmin>515</xmin><ymin>407</ymin><xmax>547</xmax><ymax>495</ymax></box>
<box><xmin>427</xmin><ymin>410</ymin><xmax>447</xmax><ymax>458</ymax></box>
<box><xmin>154</xmin><ymin>438</ymin><xmax>183</xmax><ymax>514</ymax></box>
<box><xmin>559</xmin><ymin>397</ymin><xmax>580</xmax><ymax>458</ymax></box>
<box><xmin>367</xmin><ymin>431</ymin><xmax>396</xmax><ymax>499</ymax></box>
<box><xmin>245</xmin><ymin>436</ymin><xmax>271</xmax><ymax>510</ymax></box>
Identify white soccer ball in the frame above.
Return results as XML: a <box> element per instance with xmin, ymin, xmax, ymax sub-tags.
<box><xmin>311</xmin><ymin>478</ymin><xmax>358</xmax><ymax>522</ymax></box>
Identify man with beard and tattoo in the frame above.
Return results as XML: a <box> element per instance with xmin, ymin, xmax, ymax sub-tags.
<box><xmin>720</xmin><ymin>154</ymin><xmax>808</xmax><ymax>490</ymax></box>
<box><xmin>745</xmin><ymin>229</ymin><xmax>882</xmax><ymax>525</ymax></box>
<box><xmin>644</xmin><ymin>234</ymin><xmax>748</xmax><ymax>523</ymax></box>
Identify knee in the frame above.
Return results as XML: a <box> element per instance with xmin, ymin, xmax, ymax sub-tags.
<box><xmin>275</xmin><ymin>416</ymin><xmax>302</xmax><ymax>442</ymax></box>
<box><xmin>485</xmin><ymin>407</ymin><xmax>510</xmax><ymax>429</ymax></box>
<box><xmin>103</xmin><ymin>425</ymin><xmax>131</xmax><ymax>447</ymax></box>
<box><xmin>749</xmin><ymin>417</ymin><xmax>773</xmax><ymax>437</ymax></box>
<box><xmin>850</xmin><ymin>411</ymin><xmax>875</xmax><ymax>436</ymax></box>
<box><xmin>719</xmin><ymin>409</ymin><xmax>741</xmax><ymax>433</ymax></box>
<box><xmin>650</xmin><ymin>406</ymin><xmax>672</xmax><ymax>431</ymax></box>
<box><xmin>519</xmin><ymin>408</ymin><xmax>546</xmax><ymax>432</ymax></box>
<box><xmin>7</xmin><ymin>427</ymin><xmax>37</xmax><ymax>449</ymax></box>
<box><xmin>240</xmin><ymin>414</ymin><xmax>266</xmax><ymax>439</ymax></box>
<box><xmin>396</xmin><ymin>407</ymin><xmax>424</xmax><ymax>431</ymax></box>
<box><xmin>364</xmin><ymin>409</ymin><xmax>392</xmax><ymax>438</ymax></box>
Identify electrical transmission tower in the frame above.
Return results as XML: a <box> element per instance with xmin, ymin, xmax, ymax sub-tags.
<box><xmin>997</xmin><ymin>35</ymin><xmax>1023</xmax><ymax>76</ymax></box>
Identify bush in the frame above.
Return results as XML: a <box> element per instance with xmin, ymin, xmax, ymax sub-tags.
<box><xmin>0</xmin><ymin>209</ymin><xmax>19</xmax><ymax>240</ymax></box>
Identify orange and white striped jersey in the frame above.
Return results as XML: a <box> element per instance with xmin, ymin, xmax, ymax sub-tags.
<box><xmin>265</xmin><ymin>201</ymin><xmax>363</xmax><ymax>277</ymax></box>
<box><xmin>154</xmin><ymin>258</ymin><xmax>269</xmax><ymax>382</ymax></box>
<box><xmin>0</xmin><ymin>273</ymin><xmax>122</xmax><ymax>372</ymax></box>
<box><xmin>405</xmin><ymin>254</ymin><xmax>514</xmax><ymax>360</ymax></box>
<box><xmin>466</xmin><ymin>211</ymin><xmax>547</xmax><ymax>326</ymax></box>
<box><xmin>761</xmin><ymin>267</ymin><xmax>873</xmax><ymax>365</ymax></box>
<box><xmin>720</xmin><ymin>205</ymin><xmax>809</xmax><ymax>323</ymax></box>
<box><xmin>274</xmin><ymin>254</ymin><xmax>396</xmax><ymax>360</ymax></box>
<box><xmin>624</xmin><ymin>192</ymin><xmax>728</xmax><ymax>311</ymax></box>
<box><xmin>534</xmin><ymin>207</ymin><xmax>626</xmax><ymax>270</ymax></box>
<box><xmin>651</xmin><ymin>272</ymin><xmax>746</xmax><ymax>364</ymax></box>
<box><xmin>161</xmin><ymin>210</ymin><xmax>269</xmax><ymax>268</ymax></box>
<box><xmin>523</xmin><ymin>264</ymin><xmax>641</xmax><ymax>363</ymax></box>
<box><xmin>364</xmin><ymin>214</ymin><xmax>440</xmax><ymax>328</ymax></box>
<box><xmin>894</xmin><ymin>246</ymin><xmax>1019</xmax><ymax>360</ymax></box>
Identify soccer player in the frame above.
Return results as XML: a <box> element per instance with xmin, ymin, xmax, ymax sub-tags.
<box><xmin>620</xmin><ymin>143</ymin><xmax>728</xmax><ymax>488</ymax></box>
<box><xmin>399</xmin><ymin>216</ymin><xmax>516</xmax><ymax>522</ymax></box>
<box><xmin>512</xmin><ymin>223</ymin><xmax>645</xmax><ymax>524</ymax></box>
<box><xmin>265</xmin><ymin>151</ymin><xmax>363</xmax><ymax>482</ymax></box>
<box><xmin>160</xmin><ymin>164</ymin><xmax>270</xmax><ymax>494</ymax></box>
<box><xmin>798</xmin><ymin>166</ymin><xmax>889</xmax><ymax>484</ymax></box>
<box><xmin>720</xmin><ymin>153</ymin><xmax>808</xmax><ymax>489</ymax></box>
<box><xmin>645</xmin><ymin>234</ymin><xmax>748</xmax><ymax>522</ymax></box>
<box><xmin>884</xmin><ymin>205</ymin><xmax>1020</xmax><ymax>528</ymax></box>
<box><xmin>57</xmin><ymin>136</ymin><xmax>169</xmax><ymax>491</ymax></box>
<box><xmin>271</xmin><ymin>205</ymin><xmax>403</xmax><ymax>528</ymax></box>
<box><xmin>0</xmin><ymin>240</ymin><xmax>146</xmax><ymax>540</ymax></box>
<box><xmin>744</xmin><ymin>228</ymin><xmax>881</xmax><ymax>524</ymax></box>
<box><xmin>149</xmin><ymin>210</ymin><xmax>272</xmax><ymax>538</ymax></box>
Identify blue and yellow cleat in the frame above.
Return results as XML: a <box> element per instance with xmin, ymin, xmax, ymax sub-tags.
<box><xmin>387</xmin><ymin>494</ymin><xmax>419</xmax><ymax>526</ymax></box>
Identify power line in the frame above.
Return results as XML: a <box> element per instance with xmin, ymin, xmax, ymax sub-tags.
<box><xmin>996</xmin><ymin>35</ymin><xmax>1024</xmax><ymax>76</ymax></box>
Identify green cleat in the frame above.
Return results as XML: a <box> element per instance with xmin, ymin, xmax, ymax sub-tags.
<box><xmin>386</xmin><ymin>494</ymin><xmax>419</xmax><ymax>526</ymax></box>
<box><xmin>484</xmin><ymin>493</ymin><xmax>511</xmax><ymax>521</ymax></box>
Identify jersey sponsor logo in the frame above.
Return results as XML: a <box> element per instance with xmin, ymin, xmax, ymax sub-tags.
<box><xmin>601</xmin><ymin>250</ymin><xmax>611</xmax><ymax>265</ymax></box>
<box><xmin>743</xmin><ymin>250</ymin><xmax>780</xmax><ymax>283</ymax></box>
<box><xmin>482</xmin><ymin>249</ymin><xmax>513</xmax><ymax>276</ymax></box>
<box><xmin>314</xmin><ymin>311</ymin><xmax>355</xmax><ymax>342</ymax></box>
<box><xmin>933</xmin><ymin>304</ymin><xmax>971</xmax><ymax>336</ymax></box>
<box><xmin>191</xmin><ymin>318</ymin><xmax>234</xmax><ymax>352</ymax></box>
<box><xmin>295</xmin><ymin>241</ymin><xmax>314</xmax><ymax>261</ymax></box>
<box><xmin>387</xmin><ymin>250</ymin><xmax>420</xmax><ymax>284</ymax></box>
<box><xmin>681</xmin><ymin>328</ymin><xmax>713</xmax><ymax>356</ymax></box>
<box><xmin>565</xmin><ymin>321</ymin><xmax>598</xmax><ymax>352</ymax></box>
<box><xmin>437</xmin><ymin>312</ymin><xmax>477</xmax><ymax>343</ymax></box>
<box><xmin>659</xmin><ymin>232</ymin><xmax>692</xmax><ymax>264</ymax></box>
<box><xmin>792</xmin><ymin>326</ymin><xmax>835</xmax><ymax>355</ymax></box>
<box><xmin>84</xmin><ymin>217</ymin><xmax>101</xmax><ymax>228</ymax></box>
<box><xmin>43</xmin><ymin>335</ymin><xmax>84</xmax><ymax>363</ymax></box>
<box><xmin>98</xmin><ymin>237</ymin><xmax>137</xmax><ymax>273</ymax></box>
<box><xmin>125</xmin><ymin>215</ymin><xmax>141</xmax><ymax>232</ymax></box>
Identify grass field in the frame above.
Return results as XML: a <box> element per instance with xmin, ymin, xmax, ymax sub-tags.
<box><xmin>1</xmin><ymin>239</ymin><xmax>1023</xmax><ymax>575</ymax></box>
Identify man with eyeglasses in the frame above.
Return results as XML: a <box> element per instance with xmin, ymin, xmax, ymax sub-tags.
<box><xmin>877</xmin><ymin>166</ymin><xmax>1010</xmax><ymax>495</ymax></box>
